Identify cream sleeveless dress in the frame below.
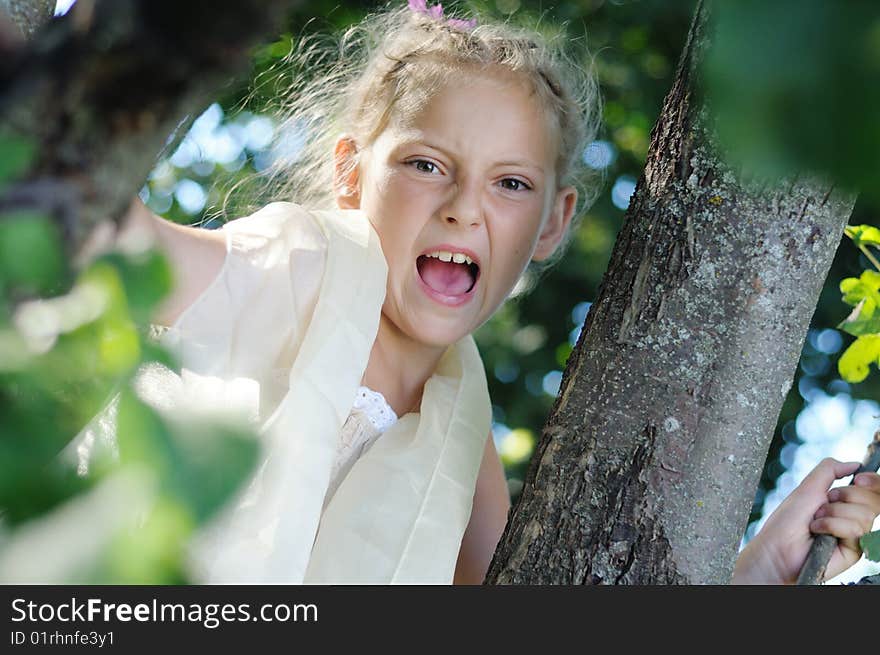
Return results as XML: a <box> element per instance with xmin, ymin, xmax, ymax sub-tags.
<box><xmin>103</xmin><ymin>202</ymin><xmax>491</xmax><ymax>584</ymax></box>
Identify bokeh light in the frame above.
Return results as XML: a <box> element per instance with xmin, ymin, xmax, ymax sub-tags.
<box><xmin>174</xmin><ymin>179</ymin><xmax>207</xmax><ymax>215</ymax></box>
<box><xmin>494</xmin><ymin>361</ymin><xmax>520</xmax><ymax>384</ymax></box>
<box><xmin>542</xmin><ymin>370</ymin><xmax>562</xmax><ymax>396</ymax></box>
<box><xmin>611</xmin><ymin>175</ymin><xmax>637</xmax><ymax>210</ymax></box>
<box><xmin>568</xmin><ymin>301</ymin><xmax>592</xmax><ymax>346</ymax></box>
<box><xmin>497</xmin><ymin>428</ymin><xmax>535</xmax><ymax>466</ymax></box>
<box><xmin>582</xmin><ymin>140</ymin><xmax>617</xmax><ymax>169</ymax></box>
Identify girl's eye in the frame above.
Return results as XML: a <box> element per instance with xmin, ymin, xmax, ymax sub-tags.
<box><xmin>500</xmin><ymin>178</ymin><xmax>531</xmax><ymax>192</ymax></box>
<box><xmin>408</xmin><ymin>159</ymin><xmax>440</xmax><ymax>174</ymax></box>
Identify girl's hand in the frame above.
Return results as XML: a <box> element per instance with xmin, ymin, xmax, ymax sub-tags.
<box><xmin>732</xmin><ymin>458</ymin><xmax>880</xmax><ymax>584</ymax></box>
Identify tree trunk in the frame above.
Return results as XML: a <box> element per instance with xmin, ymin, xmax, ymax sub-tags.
<box><xmin>485</xmin><ymin>1</ymin><xmax>857</xmax><ymax>584</ymax></box>
<box><xmin>0</xmin><ymin>0</ymin><xmax>54</xmax><ymax>39</ymax></box>
<box><xmin>0</xmin><ymin>0</ymin><xmax>295</xmax><ymax>253</ymax></box>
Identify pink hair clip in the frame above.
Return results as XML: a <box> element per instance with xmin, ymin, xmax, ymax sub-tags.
<box><xmin>407</xmin><ymin>0</ymin><xmax>477</xmax><ymax>30</ymax></box>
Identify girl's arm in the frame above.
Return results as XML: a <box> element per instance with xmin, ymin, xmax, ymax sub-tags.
<box><xmin>453</xmin><ymin>431</ymin><xmax>511</xmax><ymax>585</ymax></box>
<box><xmin>732</xmin><ymin>458</ymin><xmax>880</xmax><ymax>584</ymax></box>
<box><xmin>79</xmin><ymin>197</ymin><xmax>227</xmax><ymax>327</ymax></box>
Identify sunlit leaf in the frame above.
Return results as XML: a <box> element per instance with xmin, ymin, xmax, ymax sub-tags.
<box><xmin>845</xmin><ymin>225</ymin><xmax>880</xmax><ymax>249</ymax></box>
<box><xmin>837</xmin><ymin>334</ymin><xmax>880</xmax><ymax>383</ymax></box>
<box><xmin>861</xmin><ymin>529</ymin><xmax>880</xmax><ymax>562</ymax></box>
<box><xmin>96</xmin><ymin>317</ymin><xmax>141</xmax><ymax>375</ymax></box>
<box><xmin>79</xmin><ymin>260</ymin><xmax>131</xmax><ymax>323</ymax></box>
<box><xmin>839</xmin><ymin>270</ymin><xmax>880</xmax><ymax>317</ymax></box>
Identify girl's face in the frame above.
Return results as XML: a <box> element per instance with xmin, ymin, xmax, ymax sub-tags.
<box><xmin>336</xmin><ymin>75</ymin><xmax>578</xmax><ymax>349</ymax></box>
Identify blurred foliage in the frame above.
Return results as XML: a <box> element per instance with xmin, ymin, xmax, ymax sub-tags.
<box><xmin>0</xmin><ymin>128</ymin><xmax>259</xmax><ymax>582</ymax></box>
<box><xmin>706</xmin><ymin>0</ymin><xmax>880</xmax><ymax>200</ymax></box>
<box><xmin>0</xmin><ymin>131</ymin><xmax>37</xmax><ymax>186</ymax></box>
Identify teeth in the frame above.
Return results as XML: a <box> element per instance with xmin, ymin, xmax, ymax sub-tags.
<box><xmin>425</xmin><ymin>250</ymin><xmax>475</xmax><ymax>266</ymax></box>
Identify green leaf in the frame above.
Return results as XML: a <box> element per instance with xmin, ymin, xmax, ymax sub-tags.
<box><xmin>98</xmin><ymin>251</ymin><xmax>172</xmax><ymax>325</ymax></box>
<box><xmin>99</xmin><ymin>497</ymin><xmax>192</xmax><ymax>584</ymax></box>
<box><xmin>838</xmin><ymin>314</ymin><xmax>880</xmax><ymax>337</ymax></box>
<box><xmin>0</xmin><ymin>211</ymin><xmax>65</xmax><ymax>295</ymax></box>
<box><xmin>837</xmin><ymin>298</ymin><xmax>880</xmax><ymax>336</ymax></box>
<box><xmin>839</xmin><ymin>270</ymin><xmax>880</xmax><ymax>318</ymax></box>
<box><xmin>861</xmin><ymin>529</ymin><xmax>880</xmax><ymax>563</ymax></box>
<box><xmin>140</xmin><ymin>339</ymin><xmax>179</xmax><ymax>372</ymax></box>
<box><xmin>844</xmin><ymin>225</ymin><xmax>880</xmax><ymax>249</ymax></box>
<box><xmin>555</xmin><ymin>341</ymin><xmax>573</xmax><ymax>368</ymax></box>
<box><xmin>838</xmin><ymin>334</ymin><xmax>880</xmax><ymax>383</ymax></box>
<box><xmin>173</xmin><ymin>420</ymin><xmax>260</xmax><ymax>524</ymax></box>
<box><xmin>0</xmin><ymin>391</ymin><xmax>75</xmax><ymax>506</ymax></box>
<box><xmin>0</xmin><ymin>461</ymin><xmax>94</xmax><ymax>527</ymax></box>
<box><xmin>0</xmin><ymin>132</ymin><xmax>36</xmax><ymax>183</ymax></box>
<box><xmin>116</xmin><ymin>387</ymin><xmax>260</xmax><ymax>523</ymax></box>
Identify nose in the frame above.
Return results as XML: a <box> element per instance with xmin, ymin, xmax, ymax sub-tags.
<box><xmin>442</xmin><ymin>179</ymin><xmax>483</xmax><ymax>229</ymax></box>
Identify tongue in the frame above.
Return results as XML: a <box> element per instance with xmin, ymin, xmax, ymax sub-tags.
<box><xmin>417</xmin><ymin>257</ymin><xmax>474</xmax><ymax>296</ymax></box>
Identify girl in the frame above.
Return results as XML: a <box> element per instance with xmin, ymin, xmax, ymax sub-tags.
<box><xmin>103</xmin><ymin>2</ymin><xmax>879</xmax><ymax>584</ymax></box>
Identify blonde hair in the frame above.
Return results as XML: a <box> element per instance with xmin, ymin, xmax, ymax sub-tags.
<box><xmin>222</xmin><ymin>3</ymin><xmax>602</xmax><ymax>274</ymax></box>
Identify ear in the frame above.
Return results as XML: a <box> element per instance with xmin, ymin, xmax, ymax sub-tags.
<box><xmin>333</xmin><ymin>135</ymin><xmax>361</xmax><ymax>209</ymax></box>
<box><xmin>532</xmin><ymin>185</ymin><xmax>578</xmax><ymax>262</ymax></box>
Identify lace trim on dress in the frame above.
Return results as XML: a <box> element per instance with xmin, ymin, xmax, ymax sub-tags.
<box><xmin>352</xmin><ymin>385</ymin><xmax>398</xmax><ymax>434</ymax></box>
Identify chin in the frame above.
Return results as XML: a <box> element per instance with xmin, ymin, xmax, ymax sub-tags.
<box><xmin>406</xmin><ymin>321</ymin><xmax>470</xmax><ymax>349</ymax></box>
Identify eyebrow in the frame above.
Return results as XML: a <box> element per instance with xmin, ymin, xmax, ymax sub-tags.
<box><xmin>394</xmin><ymin>136</ymin><xmax>547</xmax><ymax>175</ymax></box>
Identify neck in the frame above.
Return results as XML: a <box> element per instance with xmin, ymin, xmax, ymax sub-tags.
<box><xmin>361</xmin><ymin>313</ymin><xmax>449</xmax><ymax>418</ymax></box>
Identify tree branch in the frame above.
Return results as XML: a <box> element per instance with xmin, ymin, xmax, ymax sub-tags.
<box><xmin>797</xmin><ymin>431</ymin><xmax>880</xmax><ymax>585</ymax></box>
<box><xmin>0</xmin><ymin>0</ymin><xmax>298</xmax><ymax>255</ymax></box>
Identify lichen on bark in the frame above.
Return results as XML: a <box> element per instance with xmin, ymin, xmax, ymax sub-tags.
<box><xmin>0</xmin><ymin>0</ymin><xmax>55</xmax><ymax>38</ymax></box>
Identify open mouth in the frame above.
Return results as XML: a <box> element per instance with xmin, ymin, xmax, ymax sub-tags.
<box><xmin>416</xmin><ymin>254</ymin><xmax>480</xmax><ymax>298</ymax></box>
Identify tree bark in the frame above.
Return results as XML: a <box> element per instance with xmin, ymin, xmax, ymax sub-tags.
<box><xmin>0</xmin><ymin>0</ymin><xmax>54</xmax><ymax>39</ymax></box>
<box><xmin>485</xmin><ymin>1</ymin><xmax>857</xmax><ymax>584</ymax></box>
<box><xmin>0</xmin><ymin>0</ymin><xmax>296</xmax><ymax>253</ymax></box>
